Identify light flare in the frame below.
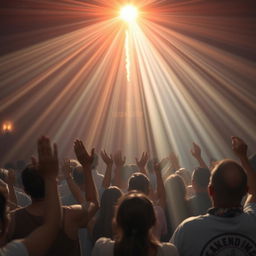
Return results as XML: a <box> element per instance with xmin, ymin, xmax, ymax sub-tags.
<box><xmin>125</xmin><ymin>30</ymin><xmax>131</xmax><ymax>82</ymax></box>
<box><xmin>120</xmin><ymin>5</ymin><xmax>138</xmax><ymax>23</ymax></box>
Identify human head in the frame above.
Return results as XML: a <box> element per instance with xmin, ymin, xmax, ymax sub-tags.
<box><xmin>209</xmin><ymin>159</ymin><xmax>247</xmax><ymax>207</ymax></box>
<box><xmin>128</xmin><ymin>173</ymin><xmax>150</xmax><ymax>195</ymax></box>
<box><xmin>175</xmin><ymin>168</ymin><xmax>191</xmax><ymax>186</ymax></box>
<box><xmin>72</xmin><ymin>166</ymin><xmax>84</xmax><ymax>187</ymax></box>
<box><xmin>114</xmin><ymin>192</ymin><xmax>156</xmax><ymax>238</ymax></box>
<box><xmin>100</xmin><ymin>186</ymin><xmax>123</xmax><ymax>211</ymax></box>
<box><xmin>92</xmin><ymin>186</ymin><xmax>123</xmax><ymax>244</ymax></box>
<box><xmin>22</xmin><ymin>165</ymin><xmax>45</xmax><ymax>200</ymax></box>
<box><xmin>165</xmin><ymin>174</ymin><xmax>186</xmax><ymax>200</ymax></box>
<box><xmin>192</xmin><ymin>167</ymin><xmax>210</xmax><ymax>192</ymax></box>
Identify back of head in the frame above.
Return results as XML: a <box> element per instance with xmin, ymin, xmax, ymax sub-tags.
<box><xmin>93</xmin><ymin>186</ymin><xmax>122</xmax><ymax>244</ymax></box>
<box><xmin>128</xmin><ymin>173</ymin><xmax>150</xmax><ymax>195</ymax></box>
<box><xmin>165</xmin><ymin>174</ymin><xmax>186</xmax><ymax>200</ymax></box>
<box><xmin>165</xmin><ymin>174</ymin><xmax>190</xmax><ymax>228</ymax></box>
<box><xmin>114</xmin><ymin>192</ymin><xmax>158</xmax><ymax>256</ymax></box>
<box><xmin>22</xmin><ymin>165</ymin><xmax>45</xmax><ymax>199</ymax></box>
<box><xmin>210</xmin><ymin>159</ymin><xmax>247</xmax><ymax>206</ymax></box>
<box><xmin>72</xmin><ymin>166</ymin><xmax>84</xmax><ymax>186</ymax></box>
<box><xmin>192</xmin><ymin>167</ymin><xmax>211</xmax><ymax>189</ymax></box>
<box><xmin>175</xmin><ymin>168</ymin><xmax>191</xmax><ymax>186</ymax></box>
<box><xmin>100</xmin><ymin>186</ymin><xmax>123</xmax><ymax>210</ymax></box>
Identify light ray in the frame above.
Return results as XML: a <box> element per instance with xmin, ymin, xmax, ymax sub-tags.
<box><xmin>0</xmin><ymin>0</ymin><xmax>255</xmax><ymax>168</ymax></box>
<box><xmin>125</xmin><ymin>30</ymin><xmax>131</xmax><ymax>82</ymax></box>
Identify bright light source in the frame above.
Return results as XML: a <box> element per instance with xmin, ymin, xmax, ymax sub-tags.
<box><xmin>120</xmin><ymin>5</ymin><xmax>138</xmax><ymax>23</ymax></box>
<box><xmin>2</xmin><ymin>121</ymin><xmax>13</xmax><ymax>133</ymax></box>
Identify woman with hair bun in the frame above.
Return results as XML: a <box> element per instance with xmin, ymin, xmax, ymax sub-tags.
<box><xmin>92</xmin><ymin>192</ymin><xmax>178</xmax><ymax>256</ymax></box>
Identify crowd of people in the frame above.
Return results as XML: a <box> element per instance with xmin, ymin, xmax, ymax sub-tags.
<box><xmin>0</xmin><ymin>135</ymin><xmax>255</xmax><ymax>256</ymax></box>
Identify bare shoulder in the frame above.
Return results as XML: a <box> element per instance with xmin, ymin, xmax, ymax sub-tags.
<box><xmin>62</xmin><ymin>205</ymin><xmax>84</xmax><ymax>218</ymax></box>
<box><xmin>158</xmin><ymin>242</ymin><xmax>178</xmax><ymax>255</ymax></box>
<box><xmin>92</xmin><ymin>237</ymin><xmax>114</xmax><ymax>255</ymax></box>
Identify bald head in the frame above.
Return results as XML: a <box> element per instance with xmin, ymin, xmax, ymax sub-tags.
<box><xmin>209</xmin><ymin>159</ymin><xmax>247</xmax><ymax>206</ymax></box>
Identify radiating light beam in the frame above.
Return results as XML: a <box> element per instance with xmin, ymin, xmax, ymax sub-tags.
<box><xmin>120</xmin><ymin>5</ymin><xmax>138</xmax><ymax>23</ymax></box>
<box><xmin>125</xmin><ymin>30</ymin><xmax>131</xmax><ymax>82</ymax></box>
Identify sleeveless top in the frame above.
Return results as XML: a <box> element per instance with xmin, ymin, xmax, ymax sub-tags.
<box><xmin>8</xmin><ymin>207</ymin><xmax>80</xmax><ymax>256</ymax></box>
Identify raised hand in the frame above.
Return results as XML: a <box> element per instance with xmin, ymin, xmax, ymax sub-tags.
<box><xmin>135</xmin><ymin>152</ymin><xmax>149</xmax><ymax>170</ymax></box>
<box><xmin>114</xmin><ymin>151</ymin><xmax>126</xmax><ymax>167</ymax></box>
<box><xmin>74</xmin><ymin>139</ymin><xmax>95</xmax><ymax>167</ymax></box>
<box><xmin>169</xmin><ymin>152</ymin><xmax>180</xmax><ymax>170</ymax></box>
<box><xmin>232</xmin><ymin>136</ymin><xmax>248</xmax><ymax>159</ymax></box>
<box><xmin>63</xmin><ymin>159</ymin><xmax>72</xmax><ymax>179</ymax></box>
<box><xmin>159</xmin><ymin>157</ymin><xmax>169</xmax><ymax>170</ymax></box>
<box><xmin>101</xmin><ymin>150</ymin><xmax>113</xmax><ymax>167</ymax></box>
<box><xmin>191</xmin><ymin>142</ymin><xmax>201</xmax><ymax>160</ymax></box>
<box><xmin>37</xmin><ymin>136</ymin><xmax>59</xmax><ymax>179</ymax></box>
<box><xmin>153</xmin><ymin>160</ymin><xmax>162</xmax><ymax>173</ymax></box>
<box><xmin>190</xmin><ymin>142</ymin><xmax>208</xmax><ymax>168</ymax></box>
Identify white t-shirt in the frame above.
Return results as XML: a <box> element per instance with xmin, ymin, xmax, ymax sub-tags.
<box><xmin>171</xmin><ymin>203</ymin><xmax>256</xmax><ymax>256</ymax></box>
<box><xmin>92</xmin><ymin>237</ymin><xmax>178</xmax><ymax>256</ymax></box>
<box><xmin>0</xmin><ymin>240</ymin><xmax>28</xmax><ymax>256</ymax></box>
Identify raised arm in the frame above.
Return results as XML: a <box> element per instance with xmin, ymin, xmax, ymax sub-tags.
<box><xmin>63</xmin><ymin>159</ymin><xmax>85</xmax><ymax>204</ymax></box>
<box><xmin>5</xmin><ymin>170</ymin><xmax>17</xmax><ymax>210</ymax></box>
<box><xmin>232</xmin><ymin>136</ymin><xmax>256</xmax><ymax>204</ymax></box>
<box><xmin>23</xmin><ymin>136</ymin><xmax>61</xmax><ymax>256</ymax></box>
<box><xmin>153</xmin><ymin>161</ymin><xmax>166</xmax><ymax>209</ymax></box>
<box><xmin>113</xmin><ymin>151</ymin><xmax>126</xmax><ymax>190</ymax></box>
<box><xmin>135</xmin><ymin>152</ymin><xmax>149</xmax><ymax>176</ymax></box>
<box><xmin>100</xmin><ymin>150</ymin><xmax>113</xmax><ymax>189</ymax></box>
<box><xmin>191</xmin><ymin>142</ymin><xmax>208</xmax><ymax>169</ymax></box>
<box><xmin>169</xmin><ymin>152</ymin><xmax>181</xmax><ymax>172</ymax></box>
<box><xmin>74</xmin><ymin>140</ymin><xmax>99</xmax><ymax>222</ymax></box>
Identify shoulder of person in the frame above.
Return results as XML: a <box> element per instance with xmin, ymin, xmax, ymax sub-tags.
<box><xmin>0</xmin><ymin>240</ymin><xmax>28</xmax><ymax>256</ymax></box>
<box><xmin>158</xmin><ymin>242</ymin><xmax>178</xmax><ymax>255</ymax></box>
<box><xmin>172</xmin><ymin>214</ymin><xmax>208</xmax><ymax>239</ymax></box>
<box><xmin>95</xmin><ymin>237</ymin><xmax>114</xmax><ymax>246</ymax></box>
<box><xmin>62</xmin><ymin>205</ymin><xmax>85</xmax><ymax>220</ymax></box>
<box><xmin>92</xmin><ymin>237</ymin><xmax>114</xmax><ymax>255</ymax></box>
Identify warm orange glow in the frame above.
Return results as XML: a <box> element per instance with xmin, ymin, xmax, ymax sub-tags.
<box><xmin>119</xmin><ymin>5</ymin><xmax>138</xmax><ymax>23</ymax></box>
<box><xmin>2</xmin><ymin>121</ymin><xmax>13</xmax><ymax>133</ymax></box>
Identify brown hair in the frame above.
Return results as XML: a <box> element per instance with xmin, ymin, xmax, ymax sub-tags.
<box><xmin>113</xmin><ymin>192</ymin><xmax>159</xmax><ymax>256</ymax></box>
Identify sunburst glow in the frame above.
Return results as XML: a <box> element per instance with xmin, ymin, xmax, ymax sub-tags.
<box><xmin>120</xmin><ymin>5</ymin><xmax>138</xmax><ymax>23</ymax></box>
<box><xmin>0</xmin><ymin>1</ymin><xmax>255</xmax><ymax>171</ymax></box>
